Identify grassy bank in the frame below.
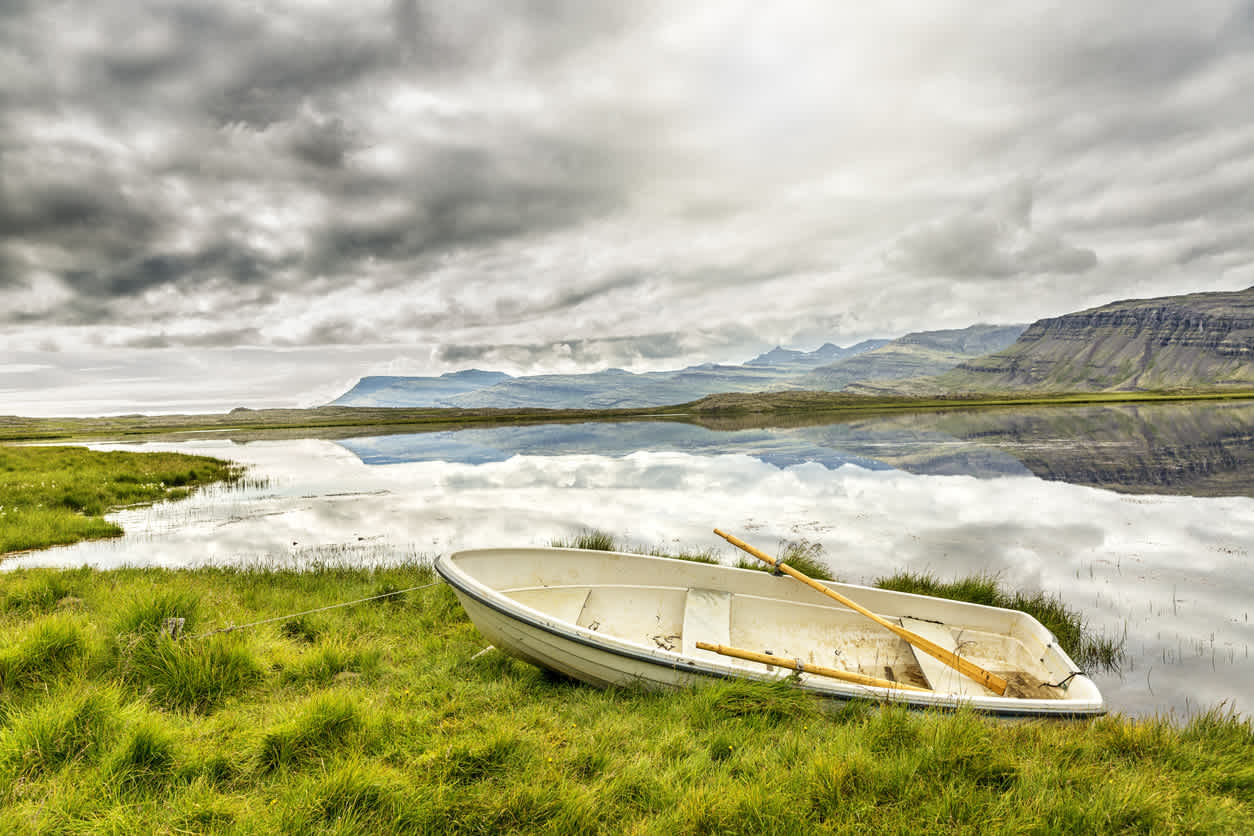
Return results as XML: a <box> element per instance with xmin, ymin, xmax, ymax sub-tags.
<box><xmin>0</xmin><ymin>446</ymin><xmax>241</xmax><ymax>555</ymax></box>
<box><xmin>0</xmin><ymin>563</ymin><xmax>1249</xmax><ymax>834</ymax></box>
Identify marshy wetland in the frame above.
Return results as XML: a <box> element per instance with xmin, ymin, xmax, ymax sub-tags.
<box><xmin>8</xmin><ymin>398</ymin><xmax>1252</xmax><ymax>720</ymax></box>
<box><xmin>2</xmin><ymin>398</ymin><xmax>1253</xmax><ymax>831</ymax></box>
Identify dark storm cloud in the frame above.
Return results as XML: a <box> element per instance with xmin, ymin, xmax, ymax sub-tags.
<box><xmin>0</xmin><ymin>0</ymin><xmax>652</xmax><ymax>336</ymax></box>
<box><xmin>306</xmin><ymin>133</ymin><xmax>621</xmax><ymax>279</ymax></box>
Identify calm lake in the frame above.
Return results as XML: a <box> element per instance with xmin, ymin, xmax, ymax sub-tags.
<box><xmin>8</xmin><ymin>399</ymin><xmax>1254</xmax><ymax>720</ymax></box>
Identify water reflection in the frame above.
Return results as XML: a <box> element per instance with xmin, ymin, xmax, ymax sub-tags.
<box><xmin>334</xmin><ymin>400</ymin><xmax>1254</xmax><ymax>497</ymax></box>
<box><xmin>5</xmin><ymin>414</ymin><xmax>1252</xmax><ymax>720</ymax></box>
<box><xmin>339</xmin><ymin>422</ymin><xmax>896</xmax><ymax>471</ymax></box>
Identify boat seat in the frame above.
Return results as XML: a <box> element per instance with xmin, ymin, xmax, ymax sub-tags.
<box><xmin>900</xmin><ymin>617</ymin><xmax>996</xmax><ymax>697</ymax></box>
<box><xmin>682</xmin><ymin>588</ymin><xmax>733</xmax><ymax>659</ymax></box>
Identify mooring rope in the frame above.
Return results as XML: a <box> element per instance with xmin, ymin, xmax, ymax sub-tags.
<box><xmin>183</xmin><ymin>579</ymin><xmax>444</xmax><ymax>640</ymax></box>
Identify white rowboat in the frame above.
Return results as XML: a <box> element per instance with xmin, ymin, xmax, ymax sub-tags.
<box><xmin>435</xmin><ymin>547</ymin><xmax>1105</xmax><ymax>717</ymax></box>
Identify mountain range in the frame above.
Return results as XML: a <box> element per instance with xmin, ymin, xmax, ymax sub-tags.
<box><xmin>331</xmin><ymin>286</ymin><xmax>1254</xmax><ymax>408</ymax></box>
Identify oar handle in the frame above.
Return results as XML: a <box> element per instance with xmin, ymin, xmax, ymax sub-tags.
<box><xmin>695</xmin><ymin>641</ymin><xmax>930</xmax><ymax>693</ymax></box>
<box><xmin>714</xmin><ymin>528</ymin><xmax>1009</xmax><ymax>696</ymax></box>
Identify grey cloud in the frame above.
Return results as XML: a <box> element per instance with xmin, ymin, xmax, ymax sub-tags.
<box><xmin>307</xmin><ymin>134</ymin><xmax>623</xmax><ymax>278</ymax></box>
<box><xmin>123</xmin><ymin>327</ymin><xmax>266</xmax><ymax>350</ymax></box>
<box><xmin>390</xmin><ymin>1</ymin><xmax>650</xmax><ymax>75</ymax></box>
<box><xmin>889</xmin><ymin>184</ymin><xmax>1098</xmax><ymax>280</ymax></box>
<box><xmin>434</xmin><ymin>326</ymin><xmax>762</xmax><ymax>373</ymax></box>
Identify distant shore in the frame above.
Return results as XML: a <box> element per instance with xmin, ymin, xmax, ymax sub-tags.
<box><xmin>4</xmin><ymin>388</ymin><xmax>1254</xmax><ymax>443</ymax></box>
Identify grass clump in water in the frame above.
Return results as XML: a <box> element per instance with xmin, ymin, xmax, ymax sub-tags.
<box><xmin>875</xmin><ymin>570</ymin><xmax>1126</xmax><ymax>671</ymax></box>
<box><xmin>549</xmin><ymin>528</ymin><xmax>618</xmax><ymax>551</ymax></box>
<box><xmin>732</xmin><ymin>538</ymin><xmax>835</xmax><ymax>581</ymax></box>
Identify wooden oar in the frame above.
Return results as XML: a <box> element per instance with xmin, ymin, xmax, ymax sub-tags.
<box><xmin>695</xmin><ymin>641</ymin><xmax>930</xmax><ymax>693</ymax></box>
<box><xmin>714</xmin><ymin>528</ymin><xmax>1009</xmax><ymax>696</ymax></box>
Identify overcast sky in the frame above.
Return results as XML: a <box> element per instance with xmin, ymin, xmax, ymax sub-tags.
<box><xmin>3</xmin><ymin>1</ymin><xmax>1254</xmax><ymax>415</ymax></box>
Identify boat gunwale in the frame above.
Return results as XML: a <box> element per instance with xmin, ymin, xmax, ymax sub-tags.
<box><xmin>436</xmin><ymin>548</ymin><xmax>1106</xmax><ymax>718</ymax></box>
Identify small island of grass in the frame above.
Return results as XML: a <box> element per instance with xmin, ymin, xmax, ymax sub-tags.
<box><xmin>0</xmin><ymin>445</ymin><xmax>241</xmax><ymax>555</ymax></box>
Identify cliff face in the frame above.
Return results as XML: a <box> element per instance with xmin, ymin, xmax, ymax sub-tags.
<box><xmin>938</xmin><ymin>287</ymin><xmax>1254</xmax><ymax>391</ymax></box>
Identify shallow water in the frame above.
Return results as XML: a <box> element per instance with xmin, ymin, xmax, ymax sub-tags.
<box><xmin>6</xmin><ymin>400</ymin><xmax>1253</xmax><ymax>719</ymax></box>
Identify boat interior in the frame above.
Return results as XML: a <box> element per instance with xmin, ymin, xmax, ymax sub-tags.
<box><xmin>470</xmin><ymin>549</ymin><xmax>1070</xmax><ymax>700</ymax></box>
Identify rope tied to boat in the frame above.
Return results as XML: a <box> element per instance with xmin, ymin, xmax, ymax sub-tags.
<box><xmin>1045</xmin><ymin>671</ymin><xmax>1086</xmax><ymax>690</ymax></box>
<box><xmin>182</xmin><ymin>579</ymin><xmax>444</xmax><ymax>640</ymax></box>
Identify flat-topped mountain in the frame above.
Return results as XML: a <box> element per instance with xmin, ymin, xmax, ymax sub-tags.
<box><xmin>332</xmin><ymin>370</ymin><xmax>512</xmax><ymax>407</ymax></box>
<box><xmin>936</xmin><ymin>286</ymin><xmax>1254</xmax><ymax>392</ymax></box>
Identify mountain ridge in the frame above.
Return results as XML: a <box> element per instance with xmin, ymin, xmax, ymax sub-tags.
<box><xmin>330</xmin><ymin>327</ymin><xmax>1012</xmax><ymax>408</ymax></box>
<box><xmin>329</xmin><ymin>286</ymin><xmax>1254</xmax><ymax>408</ymax></box>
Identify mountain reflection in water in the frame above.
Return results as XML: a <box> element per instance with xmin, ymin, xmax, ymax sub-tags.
<box><xmin>336</xmin><ymin>400</ymin><xmax>1254</xmax><ymax>497</ymax></box>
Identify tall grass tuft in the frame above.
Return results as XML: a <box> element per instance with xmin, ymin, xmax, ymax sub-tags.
<box><xmin>287</xmin><ymin>763</ymin><xmax>422</xmax><ymax>834</ymax></box>
<box><xmin>108</xmin><ymin>588</ymin><xmax>261</xmax><ymax>712</ymax></box>
<box><xmin>434</xmin><ymin>732</ymin><xmax>534</xmax><ymax>785</ymax></box>
<box><xmin>0</xmin><ymin>614</ymin><xmax>90</xmax><ymax>694</ymax></box>
<box><xmin>0</xmin><ymin>568</ymin><xmax>90</xmax><ymax>615</ymax></box>
<box><xmin>648</xmin><ymin>546</ymin><xmax>722</xmax><ymax>565</ymax></box>
<box><xmin>278</xmin><ymin>614</ymin><xmax>323</xmax><ymax>644</ymax></box>
<box><xmin>686</xmin><ymin>679</ymin><xmax>823</xmax><ymax>728</ymax></box>
<box><xmin>875</xmin><ymin>570</ymin><xmax>1126</xmax><ymax>671</ymax></box>
<box><xmin>108</xmin><ymin>588</ymin><xmax>201</xmax><ymax>640</ymax></box>
<box><xmin>115</xmin><ymin>633</ymin><xmax>264</xmax><ymax>714</ymax></box>
<box><xmin>0</xmin><ymin>686</ymin><xmax>122</xmax><ymax>780</ymax></box>
<box><xmin>733</xmin><ymin>538</ymin><xmax>836</xmax><ymax>581</ymax></box>
<box><xmin>106</xmin><ymin>715</ymin><xmax>179</xmax><ymax>793</ymax></box>
<box><xmin>280</xmin><ymin>638</ymin><xmax>381</xmax><ymax>689</ymax></box>
<box><xmin>256</xmin><ymin>693</ymin><xmax>363</xmax><ymax>773</ymax></box>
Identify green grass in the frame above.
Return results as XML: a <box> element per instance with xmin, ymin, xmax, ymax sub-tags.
<box><xmin>0</xmin><ymin>445</ymin><xmax>241</xmax><ymax>554</ymax></box>
<box><xmin>0</xmin><ymin>564</ymin><xmax>1248</xmax><ymax>833</ymax></box>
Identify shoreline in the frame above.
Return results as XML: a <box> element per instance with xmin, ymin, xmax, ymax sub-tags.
<box><xmin>4</xmin><ymin>388</ymin><xmax>1254</xmax><ymax>443</ymax></box>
